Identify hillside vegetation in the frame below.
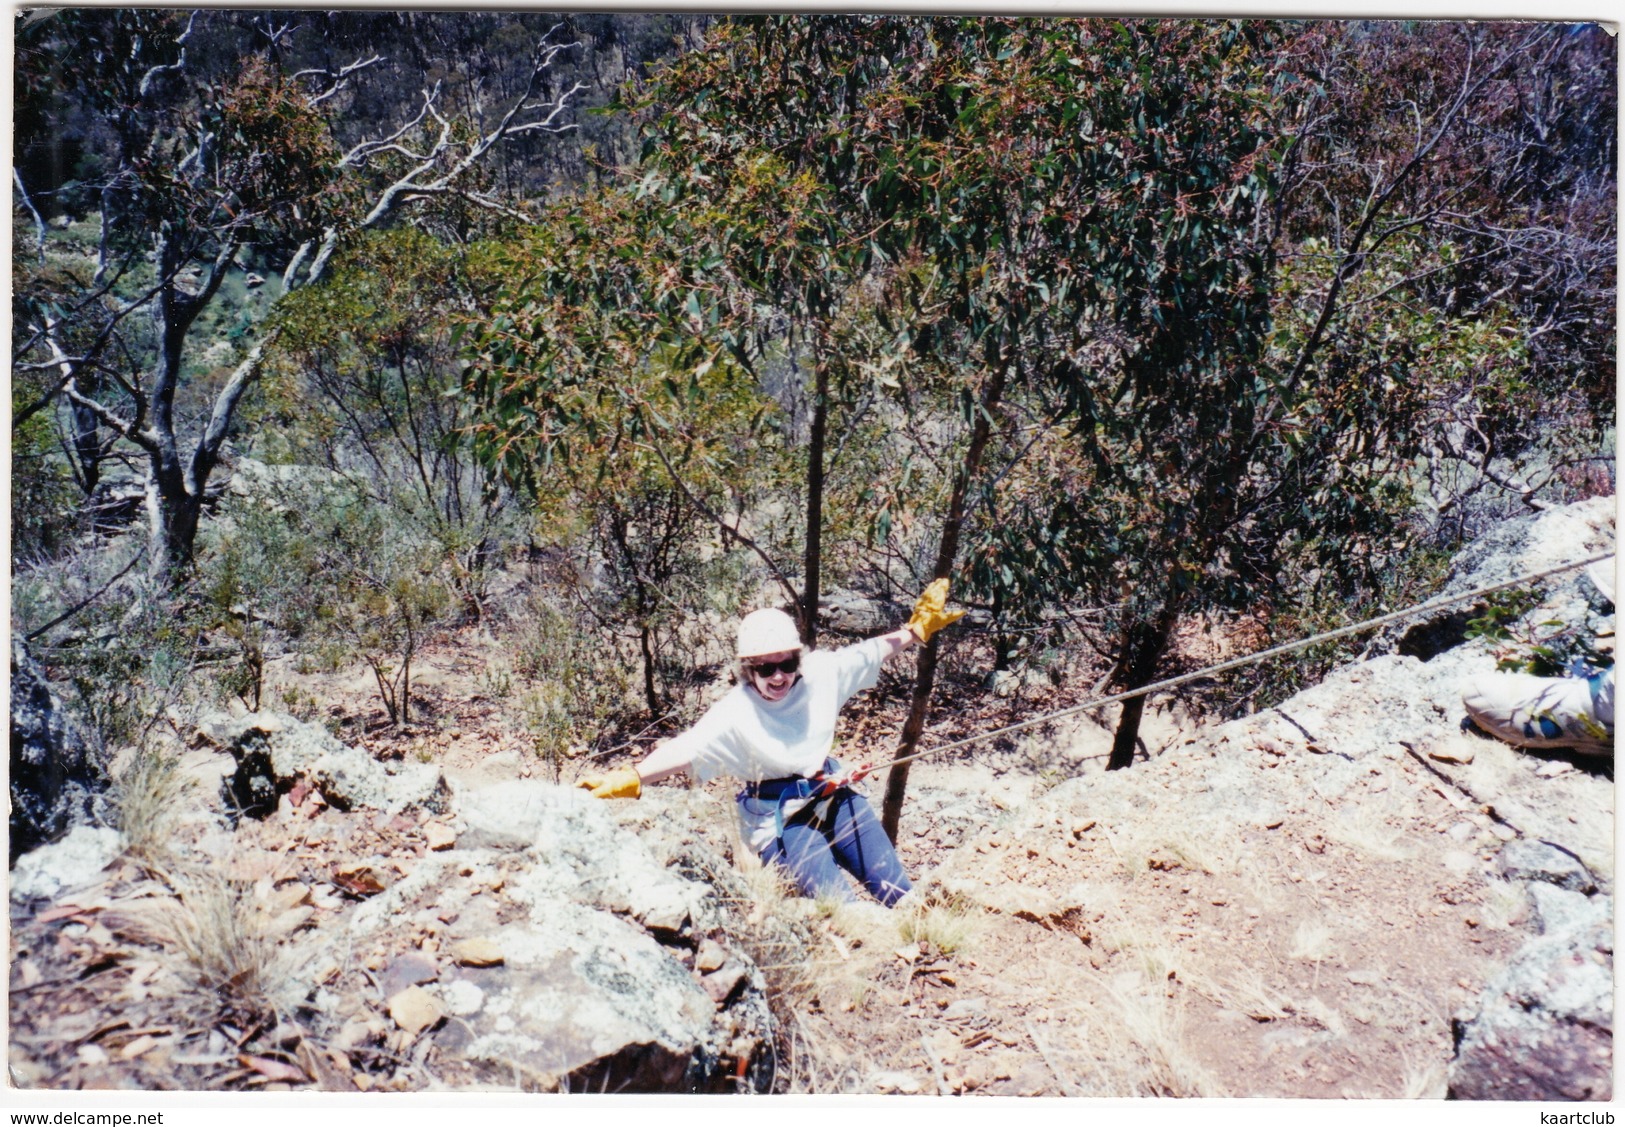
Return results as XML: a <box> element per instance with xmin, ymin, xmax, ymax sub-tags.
<box><xmin>8</xmin><ymin>11</ymin><xmax>1616</xmax><ymax>1099</ymax></box>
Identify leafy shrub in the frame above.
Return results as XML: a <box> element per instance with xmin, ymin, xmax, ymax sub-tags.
<box><xmin>507</xmin><ymin>593</ymin><xmax>635</xmax><ymax>778</ymax></box>
<box><xmin>1467</xmin><ymin>588</ymin><xmax>1615</xmax><ymax>677</ymax></box>
<box><xmin>201</xmin><ymin>471</ymin><xmax>453</xmax><ymax>727</ymax></box>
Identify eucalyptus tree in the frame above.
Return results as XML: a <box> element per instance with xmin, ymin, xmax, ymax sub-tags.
<box><xmin>1277</xmin><ymin>21</ymin><xmax>1616</xmax><ymax>531</ymax></box>
<box><xmin>466</xmin><ymin>16</ymin><xmax>1614</xmax><ymax>835</ymax></box>
<box><xmin>12</xmin><ymin>9</ymin><xmax>585</xmax><ymax>586</ymax></box>
<box><xmin>623</xmin><ymin>19</ymin><xmax>930</xmax><ymax>647</ymax></box>
<box><xmin>465</xmin><ymin>189</ymin><xmax>786</xmax><ymax>718</ymax></box>
<box><xmin>269</xmin><ymin>230</ymin><xmax>527</xmax><ymax>620</ymax></box>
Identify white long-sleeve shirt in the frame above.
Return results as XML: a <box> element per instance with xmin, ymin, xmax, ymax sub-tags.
<box><xmin>655</xmin><ymin>637</ymin><xmax>889</xmax><ymax>852</ymax></box>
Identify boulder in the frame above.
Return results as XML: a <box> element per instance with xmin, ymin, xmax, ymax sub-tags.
<box><xmin>397</xmin><ymin>784</ymin><xmax>774</xmax><ymax>1092</ymax></box>
<box><xmin>818</xmin><ymin>589</ymin><xmax>902</xmax><ymax>637</ymax></box>
<box><xmin>1499</xmin><ymin>839</ymin><xmax>1598</xmax><ymax>895</ymax></box>
<box><xmin>442</xmin><ymin>904</ymin><xmax>718</xmax><ymax>1091</ymax></box>
<box><xmin>1527</xmin><ymin>883</ymin><xmax>1598</xmax><ymax>936</ymax></box>
<box><xmin>460</xmin><ymin>782</ymin><xmax>707</xmax><ymax>935</ymax></box>
<box><xmin>10</xmin><ymin>638</ymin><xmax>104</xmax><ymax>862</ymax></box>
<box><xmin>1449</xmin><ymin>895</ymin><xmax>1613</xmax><ymax>1101</ymax></box>
<box><xmin>10</xmin><ymin>825</ymin><xmax>123</xmax><ymax>903</ymax></box>
<box><xmin>197</xmin><ymin>710</ymin><xmax>449</xmax><ymax>817</ymax></box>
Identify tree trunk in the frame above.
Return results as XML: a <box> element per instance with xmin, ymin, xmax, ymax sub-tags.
<box><xmin>638</xmin><ymin>622</ymin><xmax>661</xmax><ymax>719</ymax></box>
<box><xmin>800</xmin><ymin>360</ymin><xmax>829</xmax><ymax>647</ymax></box>
<box><xmin>71</xmin><ymin>399</ymin><xmax>104</xmax><ymax>495</ymax></box>
<box><xmin>1106</xmin><ymin>599</ymin><xmax>1182</xmax><ymax>770</ymax></box>
<box><xmin>146</xmin><ymin>441</ymin><xmax>201</xmax><ymax>585</ymax></box>
<box><xmin>144</xmin><ymin>232</ymin><xmax>214</xmax><ymax>586</ymax></box>
<box><xmin>881</xmin><ymin>360</ymin><xmax>1009</xmax><ymax>842</ymax></box>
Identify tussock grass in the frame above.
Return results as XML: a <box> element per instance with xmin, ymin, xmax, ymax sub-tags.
<box><xmin>1056</xmin><ymin>976</ymin><xmax>1225</xmax><ymax>1097</ymax></box>
<box><xmin>1400</xmin><ymin>1051</ymin><xmax>1449</xmax><ymax>1099</ymax></box>
<box><xmin>1478</xmin><ymin>877</ymin><xmax>1529</xmax><ymax>931</ymax></box>
<box><xmin>677</xmin><ymin>842</ymin><xmax>861</xmax><ymax>1092</ymax></box>
<box><xmin>112</xmin><ymin>747</ymin><xmax>194</xmax><ymax>864</ymax></box>
<box><xmin>895</xmin><ymin>889</ymin><xmax>983</xmax><ymax>957</ymax></box>
<box><xmin>1108</xmin><ymin>821</ymin><xmax>1238</xmax><ymax>880</ymax></box>
<box><xmin>1301</xmin><ymin>996</ymin><xmax>1348</xmax><ymax>1037</ymax></box>
<box><xmin>1116</xmin><ymin>933</ymin><xmax>1293</xmax><ymax>1023</ymax></box>
<box><xmin>111</xmin><ymin>863</ymin><xmax>294</xmax><ymax>1020</ymax></box>
<box><xmin>1192</xmin><ymin>965</ymin><xmax>1294</xmax><ymax>1022</ymax></box>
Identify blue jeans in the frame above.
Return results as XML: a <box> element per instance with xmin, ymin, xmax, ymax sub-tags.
<box><xmin>758</xmin><ymin>789</ymin><xmax>912</xmax><ymax>907</ymax></box>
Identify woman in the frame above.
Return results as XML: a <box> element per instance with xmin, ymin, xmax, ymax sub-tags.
<box><xmin>578</xmin><ymin>580</ymin><xmax>964</xmax><ymax>907</ymax></box>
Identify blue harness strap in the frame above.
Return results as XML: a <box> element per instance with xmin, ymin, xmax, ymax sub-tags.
<box><xmin>745</xmin><ymin>756</ymin><xmax>842</xmax><ymax>843</ymax></box>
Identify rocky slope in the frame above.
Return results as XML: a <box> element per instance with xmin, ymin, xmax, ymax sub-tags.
<box><xmin>8</xmin><ymin>497</ymin><xmax>1614</xmax><ymax>1097</ymax></box>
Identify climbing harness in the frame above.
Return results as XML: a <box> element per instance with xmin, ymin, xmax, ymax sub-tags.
<box><xmin>868</xmin><ymin>551</ymin><xmax>1616</xmax><ymax>776</ymax></box>
<box><xmin>744</xmin><ymin>755</ymin><xmax>846</xmax><ymax>842</ymax></box>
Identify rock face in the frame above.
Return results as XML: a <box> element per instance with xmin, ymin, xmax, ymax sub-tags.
<box><xmin>10</xmin><ymin>638</ymin><xmax>104</xmax><ymax>862</ymax></box>
<box><xmin>818</xmin><ymin>589</ymin><xmax>901</xmax><ymax>637</ymax></box>
<box><xmin>196</xmin><ymin>711</ymin><xmax>450</xmax><ymax>818</ymax></box>
<box><xmin>1394</xmin><ymin>495</ymin><xmax>1615</xmax><ymax>660</ymax></box>
<box><xmin>352</xmin><ymin>783</ymin><xmax>774</xmax><ymax>1092</ymax></box>
<box><xmin>1449</xmin><ymin>895</ymin><xmax>1613</xmax><ymax>1100</ymax></box>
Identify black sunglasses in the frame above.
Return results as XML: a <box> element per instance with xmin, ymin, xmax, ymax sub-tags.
<box><xmin>747</xmin><ymin>655</ymin><xmax>801</xmax><ymax>677</ymax></box>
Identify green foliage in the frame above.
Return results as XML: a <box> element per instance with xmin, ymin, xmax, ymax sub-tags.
<box><xmin>15</xmin><ymin>551</ymin><xmax>201</xmax><ymax>763</ymax></box>
<box><xmin>202</xmin><ymin>474</ymin><xmax>453</xmax><ymax>726</ymax></box>
<box><xmin>1466</xmin><ymin>589</ymin><xmax>1615</xmax><ymax>678</ymax></box>
<box><xmin>507</xmin><ymin>596</ymin><xmax>635</xmax><ymax>780</ymax></box>
<box><xmin>10</xmin><ymin>399</ymin><xmax>84</xmax><ymax>562</ymax></box>
<box><xmin>271</xmin><ymin>230</ymin><xmax>529</xmax><ymax>617</ymax></box>
<box><xmin>464</xmin><ymin>192</ymin><xmax>790</xmax><ymax>710</ymax></box>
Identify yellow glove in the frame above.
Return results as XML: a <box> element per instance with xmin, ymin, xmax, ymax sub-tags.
<box><xmin>576</xmin><ymin>766</ymin><xmax>642</xmax><ymax>799</ymax></box>
<box><xmin>906</xmin><ymin>578</ymin><xmax>966</xmax><ymax>643</ymax></box>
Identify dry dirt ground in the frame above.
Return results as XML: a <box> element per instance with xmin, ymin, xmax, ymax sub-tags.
<box><xmin>7</xmin><ymin>619</ymin><xmax>1604</xmax><ymax>1097</ymax></box>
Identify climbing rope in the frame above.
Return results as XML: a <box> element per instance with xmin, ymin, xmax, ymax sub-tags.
<box><xmin>869</xmin><ymin>550</ymin><xmax>1615</xmax><ymax>775</ymax></box>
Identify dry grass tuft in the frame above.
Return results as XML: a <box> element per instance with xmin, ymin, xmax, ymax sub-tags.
<box><xmin>1301</xmin><ymin>996</ymin><xmax>1349</xmax><ymax>1037</ymax></box>
<box><xmin>677</xmin><ymin>841</ymin><xmax>867</xmax><ymax>1091</ymax></box>
<box><xmin>1055</xmin><ymin>974</ymin><xmax>1226</xmax><ymax>1097</ymax></box>
<box><xmin>111</xmin><ymin>863</ymin><xmax>295</xmax><ymax>1020</ymax></box>
<box><xmin>112</xmin><ymin>747</ymin><xmax>195</xmax><ymax>864</ymax></box>
<box><xmin>1325</xmin><ymin>800</ymin><xmax>1412</xmax><ymax>862</ymax></box>
<box><xmin>1191</xmin><ymin>964</ymin><xmax>1294</xmax><ymax>1022</ymax></box>
<box><xmin>1478</xmin><ymin>877</ymin><xmax>1529</xmax><ymax>931</ymax></box>
<box><xmin>895</xmin><ymin>888</ymin><xmax>983</xmax><ymax>957</ymax></box>
<box><xmin>1400</xmin><ymin>1052</ymin><xmax>1449</xmax><ymax>1099</ymax></box>
<box><xmin>1290</xmin><ymin>919</ymin><xmax>1335</xmax><ymax>962</ymax></box>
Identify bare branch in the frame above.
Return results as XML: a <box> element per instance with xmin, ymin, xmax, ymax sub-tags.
<box><xmin>1277</xmin><ymin>37</ymin><xmax>1511</xmax><ymax>400</ymax></box>
<box><xmin>138</xmin><ymin>10</ymin><xmax>195</xmax><ymax>97</ymax></box>
<box><xmin>337</xmin><ymin>86</ymin><xmax>438</xmax><ymax>169</ymax></box>
<box><xmin>298</xmin><ymin>54</ymin><xmax>384</xmax><ymax>106</ymax></box>
<box><xmin>62</xmin><ymin>381</ymin><xmax>149</xmax><ymax>453</ymax></box>
<box><xmin>640</xmin><ymin>436</ymin><xmax>803</xmax><ymax>612</ymax></box>
<box><xmin>189</xmin><ymin>331</ymin><xmax>277</xmax><ymax>498</ymax></box>
<box><xmin>13</xmin><ymin>168</ymin><xmax>49</xmax><ymax>262</ymax></box>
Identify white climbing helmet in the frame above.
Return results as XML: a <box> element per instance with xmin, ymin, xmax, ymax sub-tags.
<box><xmin>737</xmin><ymin>608</ymin><xmax>802</xmax><ymax>659</ymax></box>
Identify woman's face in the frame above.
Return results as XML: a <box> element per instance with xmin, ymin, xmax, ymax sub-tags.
<box><xmin>744</xmin><ymin>649</ymin><xmax>801</xmax><ymax>702</ymax></box>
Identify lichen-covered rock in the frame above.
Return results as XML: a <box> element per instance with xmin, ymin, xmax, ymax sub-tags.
<box><xmin>461</xmin><ymin>782</ymin><xmax>707</xmax><ymax>934</ymax></box>
<box><xmin>196</xmin><ymin>710</ymin><xmax>449</xmax><ymax>817</ymax></box>
<box><xmin>1393</xmin><ymin>496</ymin><xmax>1615</xmax><ymax>660</ymax></box>
<box><xmin>443</xmin><ymin>905</ymin><xmax>717</xmax><ymax>1091</ymax></box>
<box><xmin>10</xmin><ymin>824</ymin><xmax>122</xmax><ymax>903</ymax></box>
<box><xmin>405</xmin><ymin>783</ymin><xmax>775</xmax><ymax>1091</ymax></box>
<box><xmin>818</xmin><ymin>589</ymin><xmax>901</xmax><ymax>637</ymax></box>
<box><xmin>10</xmin><ymin>638</ymin><xmax>103</xmax><ymax>862</ymax></box>
<box><xmin>1500</xmin><ymin>839</ymin><xmax>1598</xmax><ymax>894</ymax></box>
<box><xmin>1449</xmin><ymin>895</ymin><xmax>1613</xmax><ymax>1101</ymax></box>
